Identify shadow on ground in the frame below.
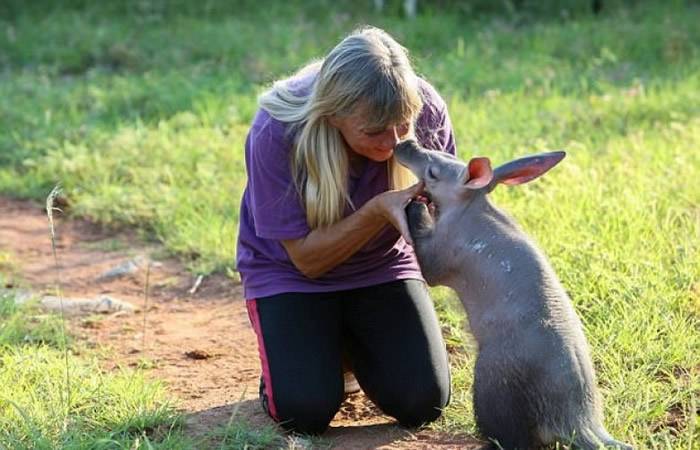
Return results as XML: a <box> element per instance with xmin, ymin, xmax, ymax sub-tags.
<box><xmin>184</xmin><ymin>398</ymin><xmax>486</xmax><ymax>449</ymax></box>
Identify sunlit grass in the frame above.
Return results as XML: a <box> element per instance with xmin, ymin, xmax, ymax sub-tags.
<box><xmin>436</xmin><ymin>115</ymin><xmax>700</xmax><ymax>448</ymax></box>
<box><xmin>0</xmin><ymin>294</ymin><xmax>193</xmax><ymax>449</ymax></box>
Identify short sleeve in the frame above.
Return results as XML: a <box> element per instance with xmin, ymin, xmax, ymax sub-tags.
<box><xmin>415</xmin><ymin>79</ymin><xmax>457</xmax><ymax>156</ymax></box>
<box><xmin>245</xmin><ymin>110</ymin><xmax>311</xmax><ymax>240</ymax></box>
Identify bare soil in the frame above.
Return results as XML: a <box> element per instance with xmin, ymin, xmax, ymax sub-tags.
<box><xmin>0</xmin><ymin>197</ymin><xmax>484</xmax><ymax>449</ymax></box>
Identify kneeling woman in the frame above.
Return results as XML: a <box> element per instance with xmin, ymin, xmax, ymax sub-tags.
<box><xmin>237</xmin><ymin>26</ymin><xmax>455</xmax><ymax>435</ymax></box>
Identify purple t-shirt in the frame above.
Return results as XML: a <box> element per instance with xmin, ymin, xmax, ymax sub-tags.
<box><xmin>236</xmin><ymin>73</ymin><xmax>456</xmax><ymax>299</ymax></box>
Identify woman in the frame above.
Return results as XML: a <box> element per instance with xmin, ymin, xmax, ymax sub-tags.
<box><xmin>237</xmin><ymin>26</ymin><xmax>456</xmax><ymax>435</ymax></box>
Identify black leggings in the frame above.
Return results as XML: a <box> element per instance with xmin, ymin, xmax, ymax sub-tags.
<box><xmin>246</xmin><ymin>279</ymin><xmax>451</xmax><ymax>435</ymax></box>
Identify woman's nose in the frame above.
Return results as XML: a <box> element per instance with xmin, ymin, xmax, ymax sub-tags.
<box><xmin>383</xmin><ymin>127</ymin><xmax>400</xmax><ymax>149</ymax></box>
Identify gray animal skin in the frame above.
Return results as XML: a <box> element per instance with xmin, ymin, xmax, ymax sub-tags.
<box><xmin>394</xmin><ymin>140</ymin><xmax>632</xmax><ymax>450</ymax></box>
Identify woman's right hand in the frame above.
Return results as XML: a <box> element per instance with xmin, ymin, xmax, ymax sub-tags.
<box><xmin>367</xmin><ymin>181</ymin><xmax>425</xmax><ymax>246</ymax></box>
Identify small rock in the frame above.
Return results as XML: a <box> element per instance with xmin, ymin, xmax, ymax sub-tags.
<box><xmin>10</xmin><ymin>290</ymin><xmax>135</xmax><ymax>316</ymax></box>
<box><xmin>37</xmin><ymin>295</ymin><xmax>136</xmax><ymax>315</ymax></box>
<box><xmin>80</xmin><ymin>318</ymin><xmax>102</xmax><ymax>329</ymax></box>
<box><xmin>184</xmin><ymin>349</ymin><xmax>212</xmax><ymax>360</ymax></box>
<box><xmin>97</xmin><ymin>257</ymin><xmax>145</xmax><ymax>281</ymax></box>
<box><xmin>5</xmin><ymin>288</ymin><xmax>34</xmax><ymax>304</ymax></box>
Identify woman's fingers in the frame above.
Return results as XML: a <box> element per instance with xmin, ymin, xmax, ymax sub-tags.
<box><xmin>380</xmin><ymin>201</ymin><xmax>413</xmax><ymax>246</ymax></box>
<box><xmin>395</xmin><ymin>183</ymin><xmax>424</xmax><ymax>245</ymax></box>
<box><xmin>395</xmin><ymin>211</ymin><xmax>414</xmax><ymax>246</ymax></box>
<box><xmin>396</xmin><ymin>181</ymin><xmax>424</xmax><ymax>208</ymax></box>
<box><xmin>408</xmin><ymin>180</ymin><xmax>425</xmax><ymax>198</ymax></box>
<box><xmin>370</xmin><ymin>181</ymin><xmax>425</xmax><ymax>245</ymax></box>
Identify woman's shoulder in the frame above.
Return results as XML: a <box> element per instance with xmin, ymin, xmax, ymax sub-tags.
<box><xmin>267</xmin><ymin>62</ymin><xmax>320</xmax><ymax>100</ymax></box>
<box><xmin>248</xmin><ymin>109</ymin><xmax>294</xmax><ymax>159</ymax></box>
<box><xmin>250</xmin><ymin>63</ymin><xmax>320</xmax><ymax>140</ymax></box>
<box><xmin>415</xmin><ymin>77</ymin><xmax>455</xmax><ymax>152</ymax></box>
<box><xmin>251</xmin><ymin>108</ymin><xmax>286</xmax><ymax>137</ymax></box>
<box><xmin>415</xmin><ymin>77</ymin><xmax>449</xmax><ymax>132</ymax></box>
<box><xmin>417</xmin><ymin>77</ymin><xmax>447</xmax><ymax>113</ymax></box>
<box><xmin>286</xmin><ymin>64</ymin><xmax>319</xmax><ymax>96</ymax></box>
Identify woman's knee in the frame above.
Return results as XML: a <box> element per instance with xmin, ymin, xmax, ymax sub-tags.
<box><xmin>271</xmin><ymin>389</ymin><xmax>343</xmax><ymax>435</ymax></box>
<box><xmin>400</xmin><ymin>394</ymin><xmax>448</xmax><ymax>427</ymax></box>
<box><xmin>376</xmin><ymin>379</ymin><xmax>450</xmax><ymax>427</ymax></box>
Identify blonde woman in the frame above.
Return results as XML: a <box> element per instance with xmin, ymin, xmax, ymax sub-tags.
<box><xmin>237</xmin><ymin>27</ymin><xmax>455</xmax><ymax>435</ymax></box>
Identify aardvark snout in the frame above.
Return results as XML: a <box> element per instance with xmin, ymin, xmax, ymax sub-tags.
<box><xmin>394</xmin><ymin>139</ymin><xmax>427</xmax><ymax>172</ymax></box>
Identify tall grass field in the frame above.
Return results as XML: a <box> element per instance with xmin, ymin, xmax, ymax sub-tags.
<box><xmin>1</xmin><ymin>1</ymin><xmax>698</xmax><ymax>448</ymax></box>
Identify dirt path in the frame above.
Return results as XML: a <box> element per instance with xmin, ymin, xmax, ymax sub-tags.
<box><xmin>0</xmin><ymin>197</ymin><xmax>483</xmax><ymax>449</ymax></box>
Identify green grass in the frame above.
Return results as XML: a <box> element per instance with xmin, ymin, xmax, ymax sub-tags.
<box><xmin>211</xmin><ymin>416</ymin><xmax>287</xmax><ymax>449</ymax></box>
<box><xmin>0</xmin><ymin>290</ymin><xmax>283</xmax><ymax>449</ymax></box>
<box><xmin>1</xmin><ymin>0</ymin><xmax>698</xmax><ymax>447</ymax></box>
<box><xmin>0</xmin><ymin>291</ymin><xmax>193</xmax><ymax>449</ymax></box>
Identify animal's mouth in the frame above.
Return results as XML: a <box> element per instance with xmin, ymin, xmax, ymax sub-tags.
<box><xmin>414</xmin><ymin>189</ymin><xmax>439</xmax><ymax>219</ymax></box>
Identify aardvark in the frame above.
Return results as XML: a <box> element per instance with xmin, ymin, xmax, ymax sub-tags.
<box><xmin>395</xmin><ymin>140</ymin><xmax>631</xmax><ymax>450</ymax></box>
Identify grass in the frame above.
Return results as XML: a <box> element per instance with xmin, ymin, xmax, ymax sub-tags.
<box><xmin>0</xmin><ymin>291</ymin><xmax>191</xmax><ymax>449</ymax></box>
<box><xmin>212</xmin><ymin>417</ymin><xmax>287</xmax><ymax>449</ymax></box>
<box><xmin>0</xmin><ymin>287</ymin><xmax>285</xmax><ymax>449</ymax></box>
<box><xmin>0</xmin><ymin>252</ymin><xmax>20</xmax><ymax>289</ymax></box>
<box><xmin>0</xmin><ymin>0</ymin><xmax>698</xmax><ymax>448</ymax></box>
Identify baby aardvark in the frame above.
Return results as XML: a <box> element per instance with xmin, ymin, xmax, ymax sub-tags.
<box><xmin>395</xmin><ymin>140</ymin><xmax>631</xmax><ymax>450</ymax></box>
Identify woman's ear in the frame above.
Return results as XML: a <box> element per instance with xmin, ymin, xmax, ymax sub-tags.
<box><xmin>326</xmin><ymin>115</ymin><xmax>341</xmax><ymax>129</ymax></box>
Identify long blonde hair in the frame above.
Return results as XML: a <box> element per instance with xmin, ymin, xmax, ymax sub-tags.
<box><xmin>259</xmin><ymin>27</ymin><xmax>422</xmax><ymax>229</ymax></box>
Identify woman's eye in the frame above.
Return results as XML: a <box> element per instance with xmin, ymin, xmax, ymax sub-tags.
<box><xmin>363</xmin><ymin>123</ymin><xmax>410</xmax><ymax>138</ymax></box>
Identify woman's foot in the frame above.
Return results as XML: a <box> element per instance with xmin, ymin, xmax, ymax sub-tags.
<box><xmin>344</xmin><ymin>371</ymin><xmax>361</xmax><ymax>394</ymax></box>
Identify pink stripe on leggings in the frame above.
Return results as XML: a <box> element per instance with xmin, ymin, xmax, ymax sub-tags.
<box><xmin>246</xmin><ymin>298</ymin><xmax>278</xmax><ymax>420</ymax></box>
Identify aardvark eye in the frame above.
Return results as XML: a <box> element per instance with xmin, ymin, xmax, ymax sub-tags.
<box><xmin>427</xmin><ymin>165</ymin><xmax>440</xmax><ymax>181</ymax></box>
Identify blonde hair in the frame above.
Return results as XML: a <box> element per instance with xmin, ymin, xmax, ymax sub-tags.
<box><xmin>258</xmin><ymin>26</ymin><xmax>422</xmax><ymax>229</ymax></box>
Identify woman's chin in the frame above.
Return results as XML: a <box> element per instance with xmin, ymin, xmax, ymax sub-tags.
<box><xmin>369</xmin><ymin>149</ymin><xmax>394</xmax><ymax>162</ymax></box>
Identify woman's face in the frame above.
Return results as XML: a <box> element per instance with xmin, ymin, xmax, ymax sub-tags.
<box><xmin>329</xmin><ymin>109</ymin><xmax>411</xmax><ymax>162</ymax></box>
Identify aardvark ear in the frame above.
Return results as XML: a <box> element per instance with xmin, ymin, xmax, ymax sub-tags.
<box><xmin>463</xmin><ymin>157</ymin><xmax>493</xmax><ymax>190</ymax></box>
<box><xmin>491</xmin><ymin>151</ymin><xmax>566</xmax><ymax>188</ymax></box>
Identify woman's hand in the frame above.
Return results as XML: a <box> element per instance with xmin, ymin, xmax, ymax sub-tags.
<box><xmin>368</xmin><ymin>181</ymin><xmax>425</xmax><ymax>246</ymax></box>
<box><xmin>281</xmin><ymin>181</ymin><xmax>424</xmax><ymax>279</ymax></box>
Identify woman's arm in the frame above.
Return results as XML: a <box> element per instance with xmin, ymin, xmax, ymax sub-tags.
<box><xmin>282</xmin><ymin>182</ymin><xmax>423</xmax><ymax>279</ymax></box>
